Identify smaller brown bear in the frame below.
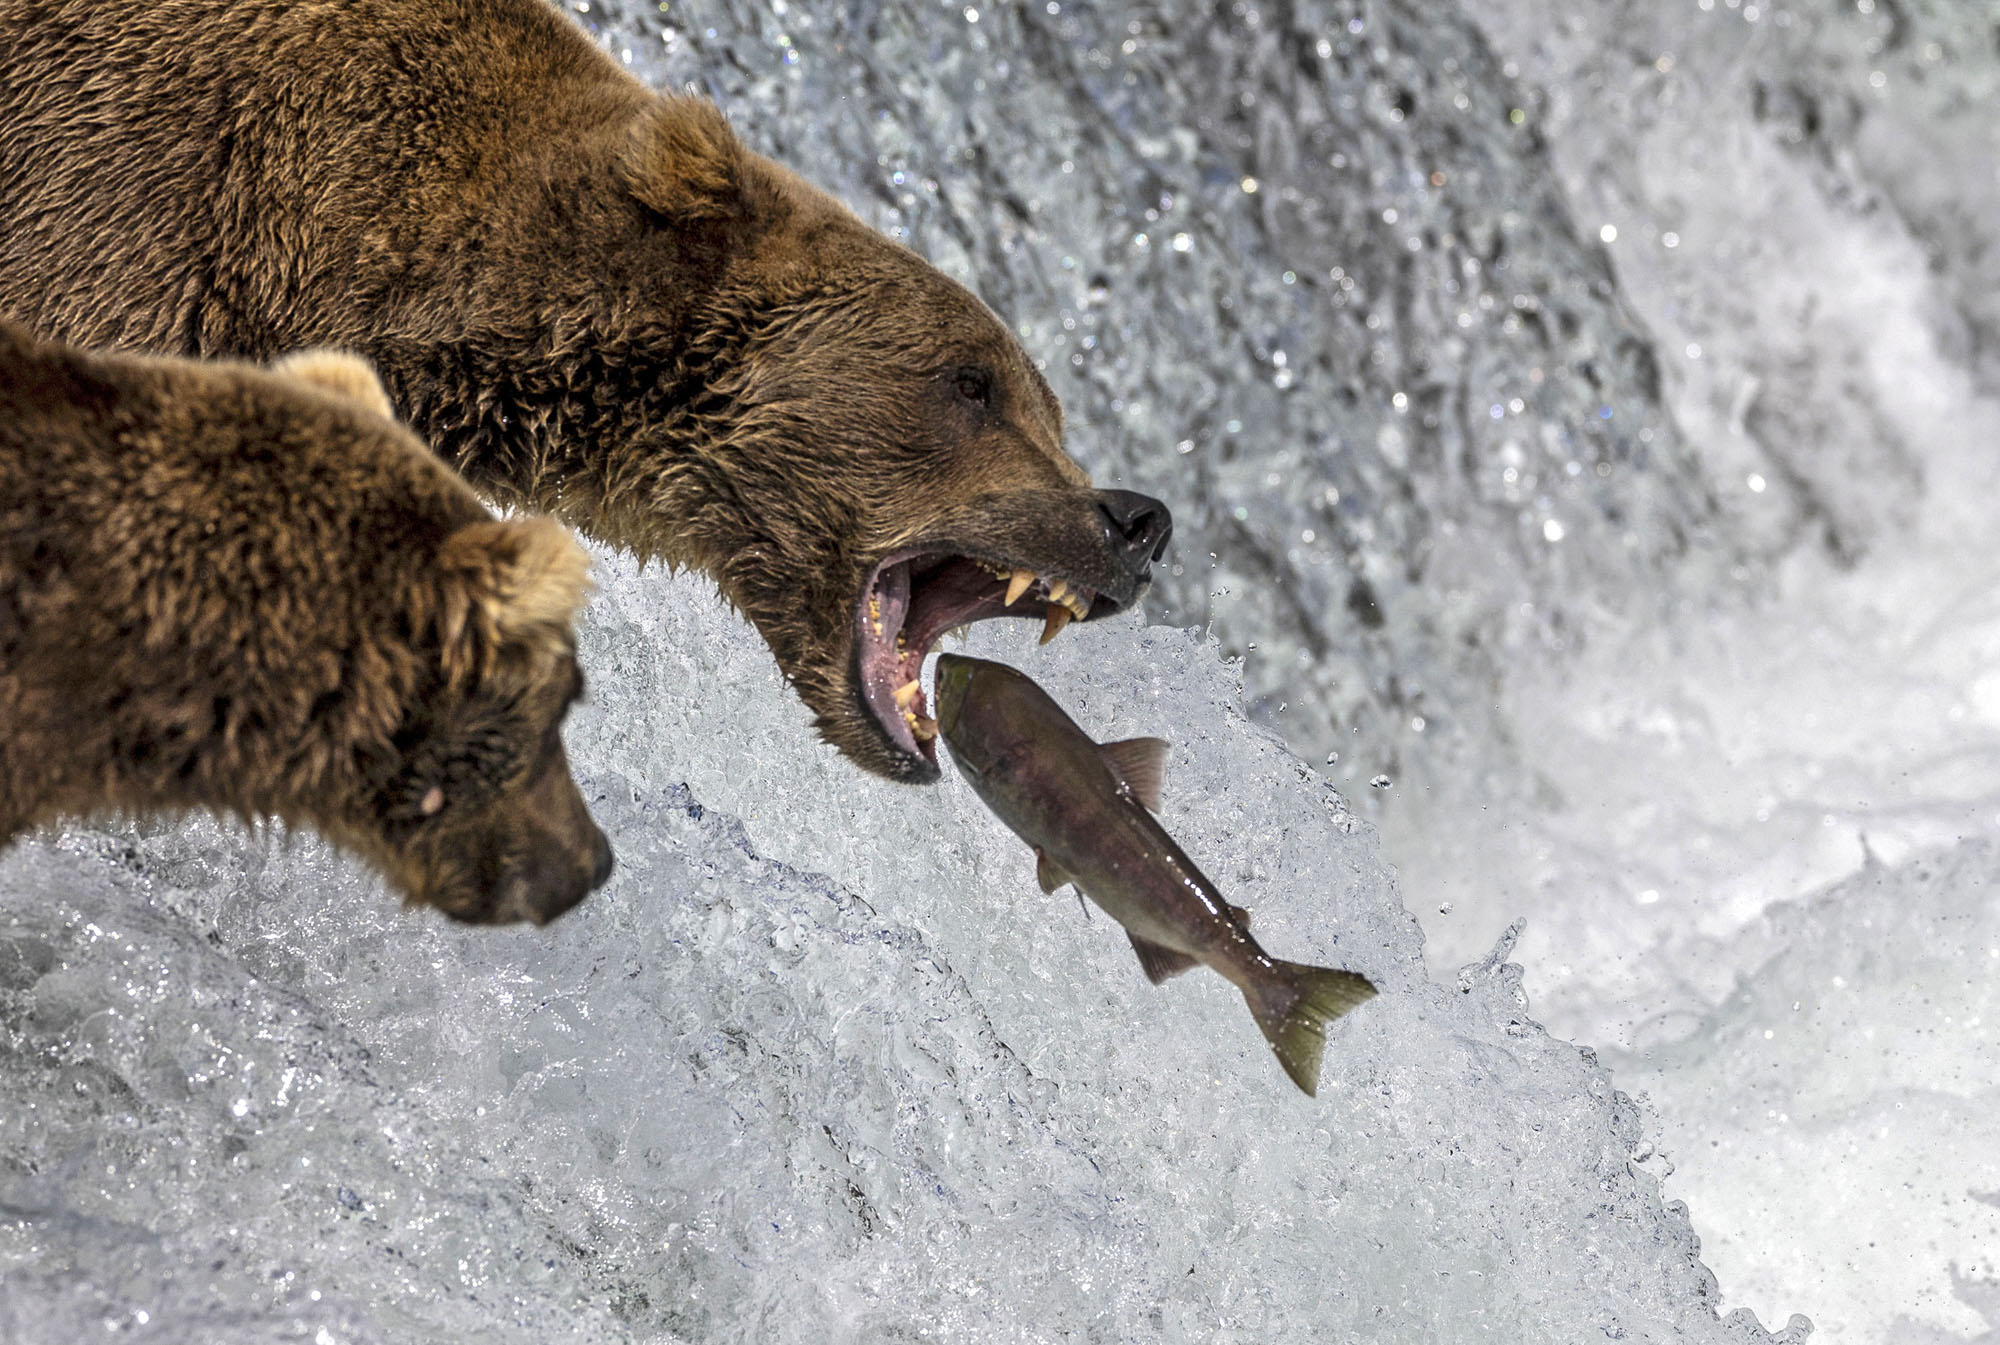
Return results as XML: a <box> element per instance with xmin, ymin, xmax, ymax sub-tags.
<box><xmin>0</xmin><ymin>322</ymin><xmax>613</xmax><ymax>924</ymax></box>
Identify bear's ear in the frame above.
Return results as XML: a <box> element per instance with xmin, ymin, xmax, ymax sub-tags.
<box><xmin>622</xmin><ymin>94</ymin><xmax>744</xmax><ymax>224</ymax></box>
<box><xmin>271</xmin><ymin>349</ymin><xmax>396</xmax><ymax>420</ymax></box>
<box><xmin>436</xmin><ymin>516</ymin><xmax>594</xmax><ymax>674</ymax></box>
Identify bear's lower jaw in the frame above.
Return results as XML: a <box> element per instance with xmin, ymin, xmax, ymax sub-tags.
<box><xmin>852</xmin><ymin>549</ymin><xmax>1104</xmax><ymax>775</ymax></box>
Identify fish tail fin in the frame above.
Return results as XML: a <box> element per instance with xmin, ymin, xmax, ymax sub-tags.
<box><xmin>1247</xmin><ymin>962</ymin><xmax>1377</xmax><ymax>1097</ymax></box>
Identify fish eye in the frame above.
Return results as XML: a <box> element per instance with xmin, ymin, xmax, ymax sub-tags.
<box><xmin>951</xmin><ymin>366</ymin><xmax>993</xmax><ymax>406</ymax></box>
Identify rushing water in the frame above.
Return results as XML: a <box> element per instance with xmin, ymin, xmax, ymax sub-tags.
<box><xmin>6</xmin><ymin>0</ymin><xmax>1999</xmax><ymax>1340</ymax></box>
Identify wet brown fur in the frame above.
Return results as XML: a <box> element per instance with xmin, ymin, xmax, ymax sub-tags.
<box><xmin>0</xmin><ymin>322</ymin><xmax>611</xmax><ymax>924</ymax></box>
<box><xmin>0</xmin><ymin>0</ymin><xmax>1160</xmax><ymax>782</ymax></box>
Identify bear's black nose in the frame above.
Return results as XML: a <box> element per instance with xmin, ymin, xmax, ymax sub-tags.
<box><xmin>1095</xmin><ymin>489</ymin><xmax>1174</xmax><ymax>580</ymax></box>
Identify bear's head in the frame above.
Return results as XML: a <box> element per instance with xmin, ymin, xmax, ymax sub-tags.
<box><xmin>354</xmin><ymin>515</ymin><xmax>613</xmax><ymax>925</ymax></box>
<box><xmin>602</xmin><ymin>99</ymin><xmax>1175</xmax><ymax>783</ymax></box>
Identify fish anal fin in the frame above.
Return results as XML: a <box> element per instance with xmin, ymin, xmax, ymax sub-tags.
<box><xmin>1100</xmin><ymin>737</ymin><xmax>1169</xmax><ymax>812</ymax></box>
<box><xmin>1034</xmin><ymin>848</ymin><xmax>1074</xmax><ymax>895</ymax></box>
<box><xmin>1128</xmin><ymin>933</ymin><xmax>1201</xmax><ymax>984</ymax></box>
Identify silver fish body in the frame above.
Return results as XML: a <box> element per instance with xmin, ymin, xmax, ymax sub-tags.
<box><xmin>935</xmin><ymin>653</ymin><xmax>1374</xmax><ymax>1094</ymax></box>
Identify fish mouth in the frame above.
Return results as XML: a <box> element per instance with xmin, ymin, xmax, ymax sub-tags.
<box><xmin>854</xmin><ymin>548</ymin><xmax>1116</xmax><ymax>774</ymax></box>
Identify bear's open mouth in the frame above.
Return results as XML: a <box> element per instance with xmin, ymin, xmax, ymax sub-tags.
<box><xmin>855</xmin><ymin>549</ymin><xmax>1102</xmax><ymax>766</ymax></box>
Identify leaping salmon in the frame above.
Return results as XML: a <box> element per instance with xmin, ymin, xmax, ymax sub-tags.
<box><xmin>934</xmin><ymin>653</ymin><xmax>1375</xmax><ymax>1095</ymax></box>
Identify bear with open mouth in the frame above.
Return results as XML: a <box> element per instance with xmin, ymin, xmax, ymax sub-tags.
<box><xmin>0</xmin><ymin>0</ymin><xmax>1174</xmax><ymax>783</ymax></box>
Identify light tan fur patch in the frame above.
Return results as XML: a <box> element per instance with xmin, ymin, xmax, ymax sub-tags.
<box><xmin>441</xmin><ymin>516</ymin><xmax>595</xmax><ymax>644</ymax></box>
<box><xmin>271</xmin><ymin>349</ymin><xmax>396</xmax><ymax>420</ymax></box>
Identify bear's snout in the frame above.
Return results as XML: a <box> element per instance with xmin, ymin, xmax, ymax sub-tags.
<box><xmin>1094</xmin><ymin>489</ymin><xmax>1174</xmax><ymax>581</ymax></box>
<box><xmin>490</xmin><ymin>824</ymin><xmax>613</xmax><ymax>925</ymax></box>
<box><xmin>591</xmin><ymin>829</ymin><xmax>616</xmax><ymax>887</ymax></box>
<box><xmin>490</xmin><ymin>761</ymin><xmax>616</xmax><ymax>925</ymax></box>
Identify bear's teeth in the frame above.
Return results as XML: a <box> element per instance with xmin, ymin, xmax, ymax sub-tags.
<box><xmin>1046</xmin><ymin>578</ymin><xmax>1071</xmax><ymax>605</ymax></box>
<box><xmin>893</xmin><ymin>679</ymin><xmax>921</xmax><ymax>708</ymax></box>
<box><xmin>1039</xmin><ymin>603</ymin><xmax>1073</xmax><ymax>645</ymax></box>
<box><xmin>1004</xmin><ymin>568</ymin><xmax>1035</xmax><ymax>607</ymax></box>
<box><xmin>1061</xmin><ymin>591</ymin><xmax>1090</xmax><ymax>620</ymax></box>
<box><xmin>906</xmin><ymin>710</ymin><xmax>938</xmax><ymax>741</ymax></box>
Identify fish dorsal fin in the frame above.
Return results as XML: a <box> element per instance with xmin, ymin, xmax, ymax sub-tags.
<box><xmin>1034</xmin><ymin>848</ymin><xmax>1074</xmax><ymax>895</ymax></box>
<box><xmin>1128</xmin><ymin>933</ymin><xmax>1200</xmax><ymax>984</ymax></box>
<box><xmin>1100</xmin><ymin>737</ymin><xmax>1168</xmax><ymax>812</ymax></box>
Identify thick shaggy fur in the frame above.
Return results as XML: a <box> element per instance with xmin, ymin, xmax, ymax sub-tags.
<box><xmin>0</xmin><ymin>323</ymin><xmax>612</xmax><ymax>924</ymax></box>
<box><xmin>0</xmin><ymin>0</ymin><xmax>1173</xmax><ymax>782</ymax></box>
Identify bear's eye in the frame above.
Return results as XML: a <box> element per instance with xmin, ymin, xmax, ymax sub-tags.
<box><xmin>952</xmin><ymin>366</ymin><xmax>993</xmax><ymax>407</ymax></box>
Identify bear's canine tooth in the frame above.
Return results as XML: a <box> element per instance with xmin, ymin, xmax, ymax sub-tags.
<box><xmin>1039</xmin><ymin>603</ymin><xmax>1073</xmax><ymax>645</ymax></box>
<box><xmin>1004</xmin><ymin>568</ymin><xmax>1035</xmax><ymax>607</ymax></box>
<box><xmin>893</xmin><ymin>679</ymin><xmax>921</xmax><ymax>708</ymax></box>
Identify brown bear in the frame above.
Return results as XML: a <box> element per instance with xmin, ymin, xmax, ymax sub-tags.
<box><xmin>0</xmin><ymin>0</ymin><xmax>1173</xmax><ymax>785</ymax></box>
<box><xmin>0</xmin><ymin>321</ymin><xmax>615</xmax><ymax>925</ymax></box>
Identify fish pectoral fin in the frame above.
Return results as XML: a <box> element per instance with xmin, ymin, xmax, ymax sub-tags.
<box><xmin>1034</xmin><ymin>848</ymin><xmax>1074</xmax><ymax>895</ymax></box>
<box><xmin>1127</xmin><ymin>933</ymin><xmax>1201</xmax><ymax>984</ymax></box>
<box><xmin>1100</xmin><ymin>737</ymin><xmax>1169</xmax><ymax>812</ymax></box>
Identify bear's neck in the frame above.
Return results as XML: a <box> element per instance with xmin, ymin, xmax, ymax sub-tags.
<box><xmin>366</xmin><ymin>329</ymin><xmax>754</xmax><ymax>581</ymax></box>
